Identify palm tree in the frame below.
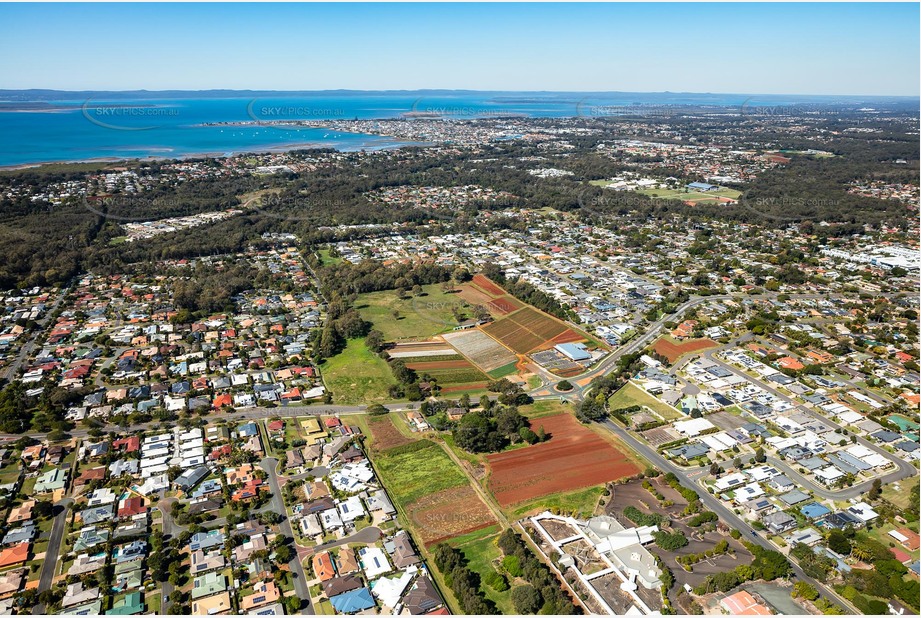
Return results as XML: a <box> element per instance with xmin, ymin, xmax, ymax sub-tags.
<box><xmin>850</xmin><ymin>544</ymin><xmax>873</xmax><ymax>562</ymax></box>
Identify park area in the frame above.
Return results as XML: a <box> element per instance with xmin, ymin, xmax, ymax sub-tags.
<box><xmin>355</xmin><ymin>283</ymin><xmax>476</xmax><ymax>341</ymax></box>
<box><xmin>652</xmin><ymin>335</ymin><xmax>719</xmax><ymax>363</ymax></box>
<box><xmin>486</xmin><ymin>413</ymin><xmax>641</xmax><ymax>507</ymax></box>
<box><xmin>373</xmin><ymin>440</ymin><xmax>497</xmax><ymax>546</ymax></box>
<box><xmin>320</xmin><ymin>338</ymin><xmax>395</xmax><ymax>404</ymax></box>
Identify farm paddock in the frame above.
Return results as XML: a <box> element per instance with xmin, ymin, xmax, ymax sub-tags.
<box><xmin>486</xmin><ymin>413</ymin><xmax>640</xmax><ymax>507</ymax></box>
<box><xmin>408</xmin><ymin>485</ymin><xmax>497</xmax><ymax>546</ymax></box>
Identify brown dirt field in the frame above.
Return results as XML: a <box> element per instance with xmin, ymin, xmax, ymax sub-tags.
<box><xmin>471</xmin><ymin>274</ymin><xmax>507</xmax><ymax>298</ymax></box>
<box><xmin>368</xmin><ymin>416</ymin><xmax>415</xmax><ymax>452</ymax></box>
<box><xmin>486</xmin><ymin>296</ymin><xmax>522</xmax><ymax>316</ymax></box>
<box><xmin>486</xmin><ymin>413</ymin><xmax>640</xmax><ymax>507</ymax></box>
<box><xmin>390</xmin><ymin>341</ymin><xmax>455</xmax><ymax>353</ymax></box>
<box><xmin>652</xmin><ymin>337</ymin><xmax>719</xmax><ymax>363</ymax></box>
<box><xmin>408</xmin><ymin>485</ymin><xmax>498</xmax><ymax>546</ymax></box>
<box><xmin>549</xmin><ymin>329</ymin><xmax>586</xmax><ymax>345</ymax></box>
<box><xmin>405</xmin><ymin>359</ymin><xmax>473</xmax><ymax>371</ymax></box>
<box><xmin>456</xmin><ymin>284</ymin><xmax>497</xmax><ymax>308</ymax></box>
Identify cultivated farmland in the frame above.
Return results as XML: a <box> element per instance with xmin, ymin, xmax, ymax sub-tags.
<box><xmin>470</xmin><ymin>273</ymin><xmax>506</xmax><ymax>297</ymax></box>
<box><xmin>409</xmin><ymin>485</ymin><xmax>498</xmax><ymax>546</ymax></box>
<box><xmin>486</xmin><ymin>413</ymin><xmax>641</xmax><ymax>507</ymax></box>
<box><xmin>482</xmin><ymin>306</ymin><xmax>586</xmax><ymax>354</ymax></box>
<box><xmin>372</xmin><ymin>440</ymin><xmax>497</xmax><ymax>546</ymax></box>
<box><xmin>442</xmin><ymin>328</ymin><xmax>518</xmax><ymax>372</ymax></box>
<box><xmin>367</xmin><ymin>415</ymin><xmax>415</xmax><ymax>452</ymax></box>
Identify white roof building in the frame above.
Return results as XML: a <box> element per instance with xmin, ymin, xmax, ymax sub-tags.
<box><xmin>359</xmin><ymin>546</ymin><xmax>392</xmax><ymax>579</ymax></box>
<box><xmin>846</xmin><ymin>502</ymin><xmax>879</xmax><ymax>523</ymax></box>
<box><xmin>338</xmin><ymin>496</ymin><xmax>366</xmax><ymax>523</ymax></box>
<box><xmin>673</xmin><ymin>418</ymin><xmax>715</xmax><ymax>437</ymax></box>
<box><xmin>371</xmin><ymin>571</ymin><xmax>414</xmax><ymax>609</ymax></box>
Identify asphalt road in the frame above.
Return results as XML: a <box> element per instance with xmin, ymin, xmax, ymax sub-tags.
<box><xmin>260</xmin><ymin>457</ymin><xmax>314</xmax><ymax>614</ymax></box>
<box><xmin>33</xmin><ymin>497</ymin><xmax>73</xmax><ymax>613</ymax></box>
<box><xmin>308</xmin><ymin>526</ymin><xmax>382</xmax><ymax>553</ymax></box>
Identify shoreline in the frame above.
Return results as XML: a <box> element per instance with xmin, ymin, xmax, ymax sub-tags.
<box><xmin>0</xmin><ymin>138</ymin><xmax>431</xmax><ymax>171</ymax></box>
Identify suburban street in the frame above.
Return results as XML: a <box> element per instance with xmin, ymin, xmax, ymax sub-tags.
<box><xmin>0</xmin><ymin>284</ymin><xmax>72</xmax><ymax>383</ymax></box>
<box><xmin>260</xmin><ymin>457</ymin><xmax>315</xmax><ymax>615</ymax></box>
<box><xmin>32</xmin><ymin>497</ymin><xmax>73</xmax><ymax>615</ymax></box>
<box><xmin>702</xmin><ymin>350</ymin><xmax>917</xmax><ymax>495</ymax></box>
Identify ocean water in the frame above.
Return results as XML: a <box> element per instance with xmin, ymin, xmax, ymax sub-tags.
<box><xmin>0</xmin><ymin>91</ymin><xmax>900</xmax><ymax>167</ymax></box>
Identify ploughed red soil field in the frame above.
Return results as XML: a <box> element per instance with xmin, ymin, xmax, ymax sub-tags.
<box><xmin>652</xmin><ymin>337</ymin><xmax>719</xmax><ymax>363</ymax></box>
<box><xmin>471</xmin><ymin>273</ymin><xmax>507</xmax><ymax>297</ymax></box>
<box><xmin>486</xmin><ymin>413</ymin><xmax>640</xmax><ymax>507</ymax></box>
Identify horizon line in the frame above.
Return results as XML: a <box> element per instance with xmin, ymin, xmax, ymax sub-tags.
<box><xmin>1</xmin><ymin>88</ymin><xmax>918</xmax><ymax>99</ymax></box>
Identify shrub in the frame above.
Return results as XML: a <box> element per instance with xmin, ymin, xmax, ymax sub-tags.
<box><xmin>653</xmin><ymin>531</ymin><xmax>689</xmax><ymax>551</ymax></box>
<box><xmin>624</xmin><ymin>506</ymin><xmax>667</xmax><ymax>527</ymax></box>
<box><xmin>502</xmin><ymin>555</ymin><xmax>522</xmax><ymax>577</ymax></box>
<box><xmin>688</xmin><ymin>511</ymin><xmax>718</xmax><ymax>527</ymax></box>
<box><xmin>484</xmin><ymin>570</ymin><xmax>509</xmax><ymax>592</ymax></box>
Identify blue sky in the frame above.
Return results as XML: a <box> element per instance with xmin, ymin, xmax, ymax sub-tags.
<box><xmin>0</xmin><ymin>3</ymin><xmax>918</xmax><ymax>95</ymax></box>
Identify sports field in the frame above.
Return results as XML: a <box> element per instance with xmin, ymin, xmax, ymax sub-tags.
<box><xmin>637</xmin><ymin>187</ymin><xmax>741</xmax><ymax>204</ymax></box>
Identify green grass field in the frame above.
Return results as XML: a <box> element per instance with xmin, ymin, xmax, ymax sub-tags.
<box><xmin>457</xmin><ymin>531</ymin><xmax>516</xmax><ymax>614</ymax></box>
<box><xmin>373</xmin><ymin>440</ymin><xmax>469</xmax><ymax>504</ymax></box>
<box><xmin>404</xmin><ymin>354</ymin><xmax>464</xmax><ymax>363</ymax></box>
<box><xmin>880</xmin><ymin>479</ymin><xmax>920</xmax><ymax>511</ymax></box>
<box><xmin>608</xmin><ymin>381</ymin><xmax>683</xmax><ymax>420</ymax></box>
<box><xmin>320</xmin><ymin>338</ymin><xmax>396</xmax><ymax>404</ymax></box>
<box><xmin>487</xmin><ymin>362</ymin><xmax>519</xmax><ymax>379</ymax></box>
<box><xmin>520</xmin><ymin>399</ymin><xmax>574</xmax><ymax>419</ymax></box>
<box><xmin>317</xmin><ymin>248</ymin><xmax>343</xmax><ymax>266</ymax></box>
<box><xmin>421</xmin><ymin>367</ymin><xmax>489</xmax><ymax>384</ymax></box>
<box><xmin>508</xmin><ymin>485</ymin><xmax>605</xmax><ymax>519</ymax></box>
<box><xmin>356</xmin><ymin>284</ymin><xmax>473</xmax><ymax>341</ymax></box>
